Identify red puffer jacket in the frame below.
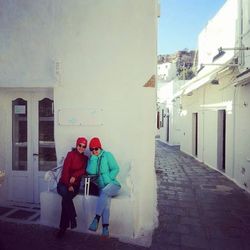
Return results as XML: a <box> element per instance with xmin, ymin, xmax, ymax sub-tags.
<box><xmin>59</xmin><ymin>150</ymin><xmax>88</xmax><ymax>187</ymax></box>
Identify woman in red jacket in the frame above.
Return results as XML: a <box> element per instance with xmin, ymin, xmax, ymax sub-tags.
<box><xmin>56</xmin><ymin>137</ymin><xmax>88</xmax><ymax>238</ymax></box>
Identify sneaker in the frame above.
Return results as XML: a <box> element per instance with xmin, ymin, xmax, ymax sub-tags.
<box><xmin>102</xmin><ymin>226</ymin><xmax>109</xmax><ymax>237</ymax></box>
<box><xmin>88</xmin><ymin>218</ymin><xmax>99</xmax><ymax>231</ymax></box>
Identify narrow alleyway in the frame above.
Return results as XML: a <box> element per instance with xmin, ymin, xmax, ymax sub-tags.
<box><xmin>151</xmin><ymin>140</ymin><xmax>250</xmax><ymax>250</ymax></box>
<box><xmin>1</xmin><ymin>140</ymin><xmax>250</xmax><ymax>250</ymax></box>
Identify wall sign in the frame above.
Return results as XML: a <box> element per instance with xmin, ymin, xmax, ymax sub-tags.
<box><xmin>57</xmin><ymin>108</ymin><xmax>104</xmax><ymax>126</ymax></box>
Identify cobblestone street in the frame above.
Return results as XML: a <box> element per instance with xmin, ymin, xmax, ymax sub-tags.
<box><xmin>1</xmin><ymin>140</ymin><xmax>250</xmax><ymax>250</ymax></box>
<box><xmin>151</xmin><ymin>141</ymin><xmax>250</xmax><ymax>250</ymax></box>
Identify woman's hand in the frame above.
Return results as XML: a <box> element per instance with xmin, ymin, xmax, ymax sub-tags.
<box><xmin>68</xmin><ymin>186</ymin><xmax>74</xmax><ymax>192</ymax></box>
<box><xmin>69</xmin><ymin>176</ymin><xmax>76</xmax><ymax>184</ymax></box>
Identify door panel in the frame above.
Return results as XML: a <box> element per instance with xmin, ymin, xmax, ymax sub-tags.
<box><xmin>34</xmin><ymin>96</ymin><xmax>56</xmax><ymax>203</ymax></box>
<box><xmin>10</xmin><ymin>94</ymin><xmax>33</xmax><ymax>202</ymax></box>
<box><xmin>217</xmin><ymin>109</ymin><xmax>226</xmax><ymax>171</ymax></box>
<box><xmin>192</xmin><ymin>112</ymin><xmax>198</xmax><ymax>157</ymax></box>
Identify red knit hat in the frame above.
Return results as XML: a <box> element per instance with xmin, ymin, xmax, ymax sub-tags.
<box><xmin>76</xmin><ymin>137</ymin><xmax>88</xmax><ymax>147</ymax></box>
<box><xmin>89</xmin><ymin>137</ymin><xmax>102</xmax><ymax>149</ymax></box>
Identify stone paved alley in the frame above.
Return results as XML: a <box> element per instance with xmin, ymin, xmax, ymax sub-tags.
<box><xmin>1</xmin><ymin>140</ymin><xmax>250</xmax><ymax>250</ymax></box>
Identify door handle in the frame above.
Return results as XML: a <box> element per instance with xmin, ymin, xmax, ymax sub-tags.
<box><xmin>33</xmin><ymin>153</ymin><xmax>39</xmax><ymax>156</ymax></box>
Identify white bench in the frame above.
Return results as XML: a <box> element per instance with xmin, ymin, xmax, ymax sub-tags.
<box><xmin>40</xmin><ymin>163</ymin><xmax>135</xmax><ymax>242</ymax></box>
<box><xmin>40</xmin><ymin>190</ymin><xmax>134</xmax><ymax>240</ymax></box>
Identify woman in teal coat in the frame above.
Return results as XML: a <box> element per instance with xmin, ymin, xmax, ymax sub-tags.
<box><xmin>87</xmin><ymin>137</ymin><xmax>121</xmax><ymax>237</ymax></box>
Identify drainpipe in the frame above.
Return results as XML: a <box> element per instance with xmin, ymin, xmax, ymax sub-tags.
<box><xmin>238</xmin><ymin>0</ymin><xmax>244</xmax><ymax>66</ymax></box>
<box><xmin>201</xmin><ymin>85</ymin><xmax>206</xmax><ymax>163</ymax></box>
<box><xmin>232</xmin><ymin>0</ymin><xmax>243</xmax><ymax>178</ymax></box>
<box><xmin>232</xmin><ymin>86</ymin><xmax>237</xmax><ymax>179</ymax></box>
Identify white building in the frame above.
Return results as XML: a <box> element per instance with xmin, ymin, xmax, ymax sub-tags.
<box><xmin>157</xmin><ymin>60</ymin><xmax>186</xmax><ymax>145</ymax></box>
<box><xmin>0</xmin><ymin>0</ymin><xmax>159</xmax><ymax>246</ymax></box>
<box><xmin>170</xmin><ymin>0</ymin><xmax>250</xmax><ymax>192</ymax></box>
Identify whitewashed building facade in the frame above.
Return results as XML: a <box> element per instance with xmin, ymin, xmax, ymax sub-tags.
<box><xmin>157</xmin><ymin>61</ymin><xmax>186</xmax><ymax>145</ymax></box>
<box><xmin>169</xmin><ymin>0</ymin><xmax>250</xmax><ymax>192</ymax></box>
<box><xmin>0</xmin><ymin>0</ymin><xmax>159</xmax><ymax>246</ymax></box>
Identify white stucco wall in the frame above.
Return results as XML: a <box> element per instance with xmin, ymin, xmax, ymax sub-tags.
<box><xmin>0</xmin><ymin>0</ymin><xmax>158</xmax><ymax>246</ymax></box>
<box><xmin>170</xmin><ymin>99</ymin><xmax>182</xmax><ymax>145</ymax></box>
<box><xmin>177</xmin><ymin>0</ymin><xmax>250</xmax><ymax>195</ymax></box>
<box><xmin>234</xmin><ymin>0</ymin><xmax>250</xmax><ymax>190</ymax></box>
<box><xmin>197</xmin><ymin>0</ymin><xmax>237</xmax><ymax>67</ymax></box>
<box><xmin>0</xmin><ymin>0</ymin><xmax>57</xmax><ymax>86</ymax></box>
<box><xmin>157</xmin><ymin>62</ymin><xmax>177</xmax><ymax>81</ymax></box>
<box><xmin>234</xmin><ymin>84</ymin><xmax>250</xmax><ymax>190</ymax></box>
<box><xmin>178</xmin><ymin>69</ymin><xmax>250</xmax><ymax>192</ymax></box>
<box><xmin>157</xmin><ymin>59</ymin><xmax>186</xmax><ymax>145</ymax></box>
<box><xmin>53</xmin><ymin>1</ymin><xmax>158</xmax><ymax>244</ymax></box>
<box><xmin>179</xmin><ymin>89</ymin><xmax>202</xmax><ymax>157</ymax></box>
<box><xmin>177</xmin><ymin>0</ymin><xmax>242</xmax><ymax>176</ymax></box>
<box><xmin>158</xmin><ymin>100</ymin><xmax>182</xmax><ymax>146</ymax></box>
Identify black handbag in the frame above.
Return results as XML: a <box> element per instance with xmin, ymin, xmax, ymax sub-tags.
<box><xmin>89</xmin><ymin>178</ymin><xmax>99</xmax><ymax>196</ymax></box>
<box><xmin>84</xmin><ymin>154</ymin><xmax>104</xmax><ymax>196</ymax></box>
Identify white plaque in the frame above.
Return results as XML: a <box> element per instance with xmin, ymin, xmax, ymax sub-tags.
<box><xmin>58</xmin><ymin>108</ymin><xmax>103</xmax><ymax>126</ymax></box>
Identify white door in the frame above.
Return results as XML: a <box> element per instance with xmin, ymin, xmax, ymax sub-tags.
<box><xmin>7</xmin><ymin>89</ymin><xmax>57</xmax><ymax>203</ymax></box>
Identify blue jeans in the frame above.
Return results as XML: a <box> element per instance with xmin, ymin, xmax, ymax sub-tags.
<box><xmin>96</xmin><ymin>183</ymin><xmax>121</xmax><ymax>225</ymax></box>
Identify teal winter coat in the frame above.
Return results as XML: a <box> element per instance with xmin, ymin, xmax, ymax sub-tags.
<box><xmin>86</xmin><ymin>150</ymin><xmax>121</xmax><ymax>189</ymax></box>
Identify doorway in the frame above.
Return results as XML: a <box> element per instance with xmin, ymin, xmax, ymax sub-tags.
<box><xmin>192</xmin><ymin>112</ymin><xmax>198</xmax><ymax>157</ymax></box>
<box><xmin>166</xmin><ymin>108</ymin><xmax>170</xmax><ymax>142</ymax></box>
<box><xmin>217</xmin><ymin>109</ymin><xmax>226</xmax><ymax>172</ymax></box>
<box><xmin>7</xmin><ymin>89</ymin><xmax>56</xmax><ymax>203</ymax></box>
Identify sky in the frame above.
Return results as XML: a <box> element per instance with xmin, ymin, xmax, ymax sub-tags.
<box><xmin>158</xmin><ymin>0</ymin><xmax>227</xmax><ymax>55</ymax></box>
